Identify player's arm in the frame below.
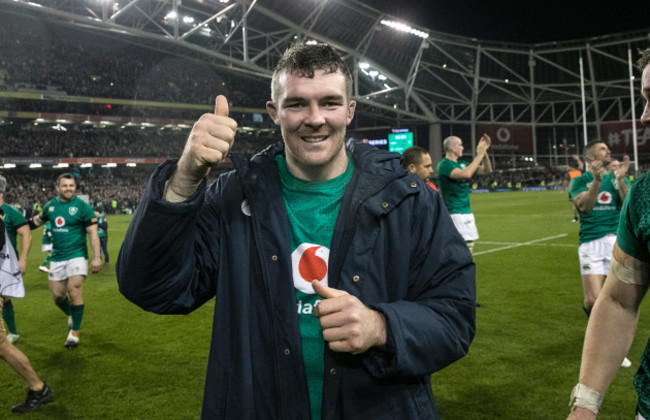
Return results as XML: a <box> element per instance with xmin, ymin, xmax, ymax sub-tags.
<box><xmin>567</xmin><ymin>244</ymin><xmax>649</xmax><ymax>419</ymax></box>
<box><xmin>477</xmin><ymin>150</ymin><xmax>493</xmax><ymax>175</ymax></box>
<box><xmin>614</xmin><ymin>155</ymin><xmax>631</xmax><ymax>202</ymax></box>
<box><xmin>449</xmin><ymin>134</ymin><xmax>491</xmax><ymax>179</ymax></box>
<box><xmin>573</xmin><ymin>160</ymin><xmax>605</xmax><ymax>213</ymax></box>
<box><xmin>16</xmin><ymin>224</ymin><xmax>31</xmax><ymax>274</ymax></box>
<box><xmin>86</xmin><ymin>223</ymin><xmax>102</xmax><ymax>273</ymax></box>
<box><xmin>573</xmin><ymin>154</ymin><xmax>585</xmax><ymax>171</ymax></box>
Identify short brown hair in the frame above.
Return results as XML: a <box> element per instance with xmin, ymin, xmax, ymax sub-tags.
<box><xmin>271</xmin><ymin>43</ymin><xmax>352</xmax><ymax>102</ymax></box>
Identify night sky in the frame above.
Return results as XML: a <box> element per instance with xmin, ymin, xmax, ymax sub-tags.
<box><xmin>369</xmin><ymin>0</ymin><xmax>649</xmax><ymax>44</ymax></box>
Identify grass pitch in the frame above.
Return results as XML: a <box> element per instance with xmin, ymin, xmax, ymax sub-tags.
<box><xmin>1</xmin><ymin>190</ymin><xmax>647</xmax><ymax>419</ymax></box>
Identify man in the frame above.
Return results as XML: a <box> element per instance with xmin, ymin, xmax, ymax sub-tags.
<box><xmin>569</xmin><ymin>142</ymin><xmax>630</xmax><ymax>328</ymax></box>
<box><xmin>30</xmin><ymin>173</ymin><xmax>102</xmax><ymax>349</ymax></box>
<box><xmin>567</xmin><ymin>154</ymin><xmax>585</xmax><ymax>222</ymax></box>
<box><xmin>117</xmin><ymin>43</ymin><xmax>475</xmax><ymax>419</ymax></box>
<box><xmin>0</xmin><ymin>175</ymin><xmax>31</xmax><ymax>344</ymax></box>
<box><xmin>401</xmin><ymin>145</ymin><xmax>438</xmax><ymax>190</ymax></box>
<box><xmin>566</xmin><ymin>47</ymin><xmax>650</xmax><ymax>420</ymax></box>
<box><xmin>39</xmin><ymin>220</ymin><xmax>53</xmax><ymax>273</ymax></box>
<box><xmin>0</xmin><ymin>208</ymin><xmax>54</xmax><ymax>413</ymax></box>
<box><xmin>95</xmin><ymin>210</ymin><xmax>109</xmax><ymax>264</ymax></box>
<box><xmin>436</xmin><ymin>134</ymin><xmax>493</xmax><ymax>253</ymax></box>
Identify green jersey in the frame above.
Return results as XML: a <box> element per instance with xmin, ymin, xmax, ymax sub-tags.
<box><xmin>1</xmin><ymin>203</ymin><xmax>27</xmax><ymax>254</ymax></box>
<box><xmin>41</xmin><ymin>196</ymin><xmax>97</xmax><ymax>262</ymax></box>
<box><xmin>97</xmin><ymin>214</ymin><xmax>107</xmax><ymax>239</ymax></box>
<box><xmin>569</xmin><ymin>172</ymin><xmax>630</xmax><ymax>244</ymax></box>
<box><xmin>617</xmin><ymin>172</ymin><xmax>650</xmax><ymax>417</ymax></box>
<box><xmin>277</xmin><ymin>154</ymin><xmax>353</xmax><ymax>420</ymax></box>
<box><xmin>436</xmin><ymin>158</ymin><xmax>472</xmax><ymax>214</ymax></box>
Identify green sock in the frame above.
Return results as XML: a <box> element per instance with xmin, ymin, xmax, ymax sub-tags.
<box><xmin>2</xmin><ymin>299</ymin><xmax>18</xmax><ymax>334</ymax></box>
<box><xmin>56</xmin><ymin>297</ymin><xmax>72</xmax><ymax>317</ymax></box>
<box><xmin>71</xmin><ymin>304</ymin><xmax>85</xmax><ymax>331</ymax></box>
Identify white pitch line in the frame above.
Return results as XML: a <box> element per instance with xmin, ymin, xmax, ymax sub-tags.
<box><xmin>478</xmin><ymin>241</ymin><xmax>576</xmax><ymax>248</ymax></box>
<box><xmin>473</xmin><ymin>233</ymin><xmax>568</xmax><ymax>256</ymax></box>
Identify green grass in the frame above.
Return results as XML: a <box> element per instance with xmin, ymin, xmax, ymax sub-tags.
<box><xmin>1</xmin><ymin>190</ymin><xmax>646</xmax><ymax>419</ymax></box>
<box><xmin>432</xmin><ymin>190</ymin><xmax>645</xmax><ymax>419</ymax></box>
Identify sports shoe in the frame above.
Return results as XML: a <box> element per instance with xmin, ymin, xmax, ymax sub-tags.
<box><xmin>38</xmin><ymin>265</ymin><xmax>50</xmax><ymax>273</ymax></box>
<box><xmin>6</xmin><ymin>333</ymin><xmax>20</xmax><ymax>344</ymax></box>
<box><xmin>622</xmin><ymin>357</ymin><xmax>632</xmax><ymax>368</ymax></box>
<box><xmin>64</xmin><ymin>331</ymin><xmax>79</xmax><ymax>349</ymax></box>
<box><xmin>572</xmin><ymin>217</ymin><xmax>578</xmax><ymax>223</ymax></box>
<box><xmin>11</xmin><ymin>383</ymin><xmax>53</xmax><ymax>413</ymax></box>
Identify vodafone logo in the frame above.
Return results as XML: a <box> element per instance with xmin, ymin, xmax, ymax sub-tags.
<box><xmin>291</xmin><ymin>243</ymin><xmax>329</xmax><ymax>294</ymax></box>
<box><xmin>55</xmin><ymin>216</ymin><xmax>66</xmax><ymax>228</ymax></box>
<box><xmin>496</xmin><ymin>127</ymin><xmax>511</xmax><ymax>143</ymax></box>
<box><xmin>598</xmin><ymin>191</ymin><xmax>612</xmax><ymax>204</ymax></box>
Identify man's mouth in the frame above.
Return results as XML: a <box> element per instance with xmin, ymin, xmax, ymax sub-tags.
<box><xmin>302</xmin><ymin>135</ymin><xmax>328</xmax><ymax>143</ymax></box>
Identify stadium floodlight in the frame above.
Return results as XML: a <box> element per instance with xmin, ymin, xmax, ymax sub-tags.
<box><xmin>80</xmin><ymin>163</ymin><xmax>93</xmax><ymax>168</ymax></box>
<box><xmin>359</xmin><ymin>62</ymin><xmax>370</xmax><ymax>70</ymax></box>
<box><xmin>106</xmin><ymin>163</ymin><xmax>117</xmax><ymax>168</ymax></box>
<box><xmin>29</xmin><ymin>163</ymin><xmax>42</xmax><ymax>168</ymax></box>
<box><xmin>126</xmin><ymin>163</ymin><xmax>137</xmax><ymax>167</ymax></box>
<box><xmin>183</xmin><ymin>16</ymin><xmax>194</xmax><ymax>24</ymax></box>
<box><xmin>3</xmin><ymin>164</ymin><xmax>16</xmax><ymax>169</ymax></box>
<box><xmin>55</xmin><ymin>163</ymin><xmax>70</xmax><ymax>168</ymax></box>
<box><xmin>380</xmin><ymin>19</ymin><xmax>429</xmax><ymax>39</ymax></box>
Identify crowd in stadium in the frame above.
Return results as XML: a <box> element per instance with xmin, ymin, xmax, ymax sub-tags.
<box><xmin>0</xmin><ymin>13</ymin><xmax>269</xmax><ymax>108</ymax></box>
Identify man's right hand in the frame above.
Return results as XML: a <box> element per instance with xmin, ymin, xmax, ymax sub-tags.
<box><xmin>588</xmin><ymin>159</ymin><xmax>606</xmax><ymax>182</ymax></box>
<box><xmin>170</xmin><ymin>95</ymin><xmax>238</xmax><ymax>197</ymax></box>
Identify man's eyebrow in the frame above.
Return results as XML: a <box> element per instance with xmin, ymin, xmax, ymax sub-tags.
<box><xmin>282</xmin><ymin>95</ymin><xmax>345</xmax><ymax>103</ymax></box>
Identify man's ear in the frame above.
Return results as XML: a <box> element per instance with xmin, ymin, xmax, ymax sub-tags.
<box><xmin>407</xmin><ymin>163</ymin><xmax>417</xmax><ymax>174</ymax></box>
<box><xmin>266</xmin><ymin>101</ymin><xmax>280</xmax><ymax>125</ymax></box>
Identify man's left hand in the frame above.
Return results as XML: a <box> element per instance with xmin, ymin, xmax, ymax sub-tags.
<box><xmin>312</xmin><ymin>280</ymin><xmax>387</xmax><ymax>355</ymax></box>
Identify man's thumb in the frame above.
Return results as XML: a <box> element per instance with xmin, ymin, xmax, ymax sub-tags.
<box><xmin>214</xmin><ymin>95</ymin><xmax>229</xmax><ymax>117</ymax></box>
<box><xmin>312</xmin><ymin>280</ymin><xmax>347</xmax><ymax>299</ymax></box>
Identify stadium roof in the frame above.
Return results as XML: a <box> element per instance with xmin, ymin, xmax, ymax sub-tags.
<box><xmin>3</xmin><ymin>0</ymin><xmax>650</xmax><ymax>128</ymax></box>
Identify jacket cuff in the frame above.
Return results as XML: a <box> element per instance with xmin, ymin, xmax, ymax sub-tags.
<box><xmin>362</xmin><ymin>304</ymin><xmax>398</xmax><ymax>378</ymax></box>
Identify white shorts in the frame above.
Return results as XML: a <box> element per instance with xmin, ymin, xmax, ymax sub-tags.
<box><xmin>42</xmin><ymin>244</ymin><xmax>53</xmax><ymax>252</ymax></box>
<box><xmin>578</xmin><ymin>234</ymin><xmax>616</xmax><ymax>276</ymax></box>
<box><xmin>450</xmin><ymin>213</ymin><xmax>479</xmax><ymax>242</ymax></box>
<box><xmin>48</xmin><ymin>257</ymin><xmax>88</xmax><ymax>281</ymax></box>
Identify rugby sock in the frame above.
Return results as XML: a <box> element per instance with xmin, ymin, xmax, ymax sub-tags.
<box><xmin>583</xmin><ymin>305</ymin><xmax>592</xmax><ymax>318</ymax></box>
<box><xmin>71</xmin><ymin>304</ymin><xmax>85</xmax><ymax>331</ymax></box>
<box><xmin>2</xmin><ymin>299</ymin><xmax>18</xmax><ymax>334</ymax></box>
<box><xmin>56</xmin><ymin>297</ymin><xmax>72</xmax><ymax>316</ymax></box>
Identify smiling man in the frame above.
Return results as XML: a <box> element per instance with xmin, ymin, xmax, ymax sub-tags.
<box><xmin>118</xmin><ymin>43</ymin><xmax>476</xmax><ymax>420</ymax></box>
<box><xmin>29</xmin><ymin>173</ymin><xmax>102</xmax><ymax>349</ymax></box>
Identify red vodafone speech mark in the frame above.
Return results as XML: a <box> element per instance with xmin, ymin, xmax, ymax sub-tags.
<box><xmin>298</xmin><ymin>246</ymin><xmax>328</xmax><ymax>283</ymax></box>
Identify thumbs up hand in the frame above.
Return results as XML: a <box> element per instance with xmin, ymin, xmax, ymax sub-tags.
<box><xmin>171</xmin><ymin>95</ymin><xmax>238</xmax><ymax>197</ymax></box>
<box><xmin>312</xmin><ymin>280</ymin><xmax>387</xmax><ymax>355</ymax></box>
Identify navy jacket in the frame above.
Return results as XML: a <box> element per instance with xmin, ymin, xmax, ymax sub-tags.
<box><xmin>117</xmin><ymin>139</ymin><xmax>476</xmax><ymax>419</ymax></box>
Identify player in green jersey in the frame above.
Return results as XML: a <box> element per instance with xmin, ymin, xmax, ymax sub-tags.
<box><xmin>30</xmin><ymin>173</ymin><xmax>102</xmax><ymax>349</ymax></box>
<box><xmin>0</xmin><ymin>175</ymin><xmax>32</xmax><ymax>344</ymax></box>
<box><xmin>567</xmin><ymin>46</ymin><xmax>650</xmax><ymax>420</ymax></box>
<box><xmin>569</xmin><ymin>142</ymin><xmax>630</xmax><ymax>331</ymax></box>
<box><xmin>436</xmin><ymin>134</ymin><xmax>493</xmax><ymax>254</ymax></box>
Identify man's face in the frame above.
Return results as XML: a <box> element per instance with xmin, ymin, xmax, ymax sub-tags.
<box><xmin>641</xmin><ymin>65</ymin><xmax>650</xmax><ymax>125</ymax></box>
<box><xmin>589</xmin><ymin>142</ymin><xmax>611</xmax><ymax>165</ymax></box>
<box><xmin>450</xmin><ymin>138</ymin><xmax>464</xmax><ymax>158</ymax></box>
<box><xmin>266</xmin><ymin>69</ymin><xmax>356</xmax><ymax>180</ymax></box>
<box><xmin>56</xmin><ymin>178</ymin><xmax>76</xmax><ymax>202</ymax></box>
<box><xmin>409</xmin><ymin>152</ymin><xmax>434</xmax><ymax>182</ymax></box>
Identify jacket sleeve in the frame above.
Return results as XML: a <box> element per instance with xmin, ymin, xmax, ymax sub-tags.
<box><xmin>116</xmin><ymin>160</ymin><xmax>221</xmax><ymax>315</ymax></box>
<box><xmin>364</xmin><ymin>187</ymin><xmax>476</xmax><ymax>378</ymax></box>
